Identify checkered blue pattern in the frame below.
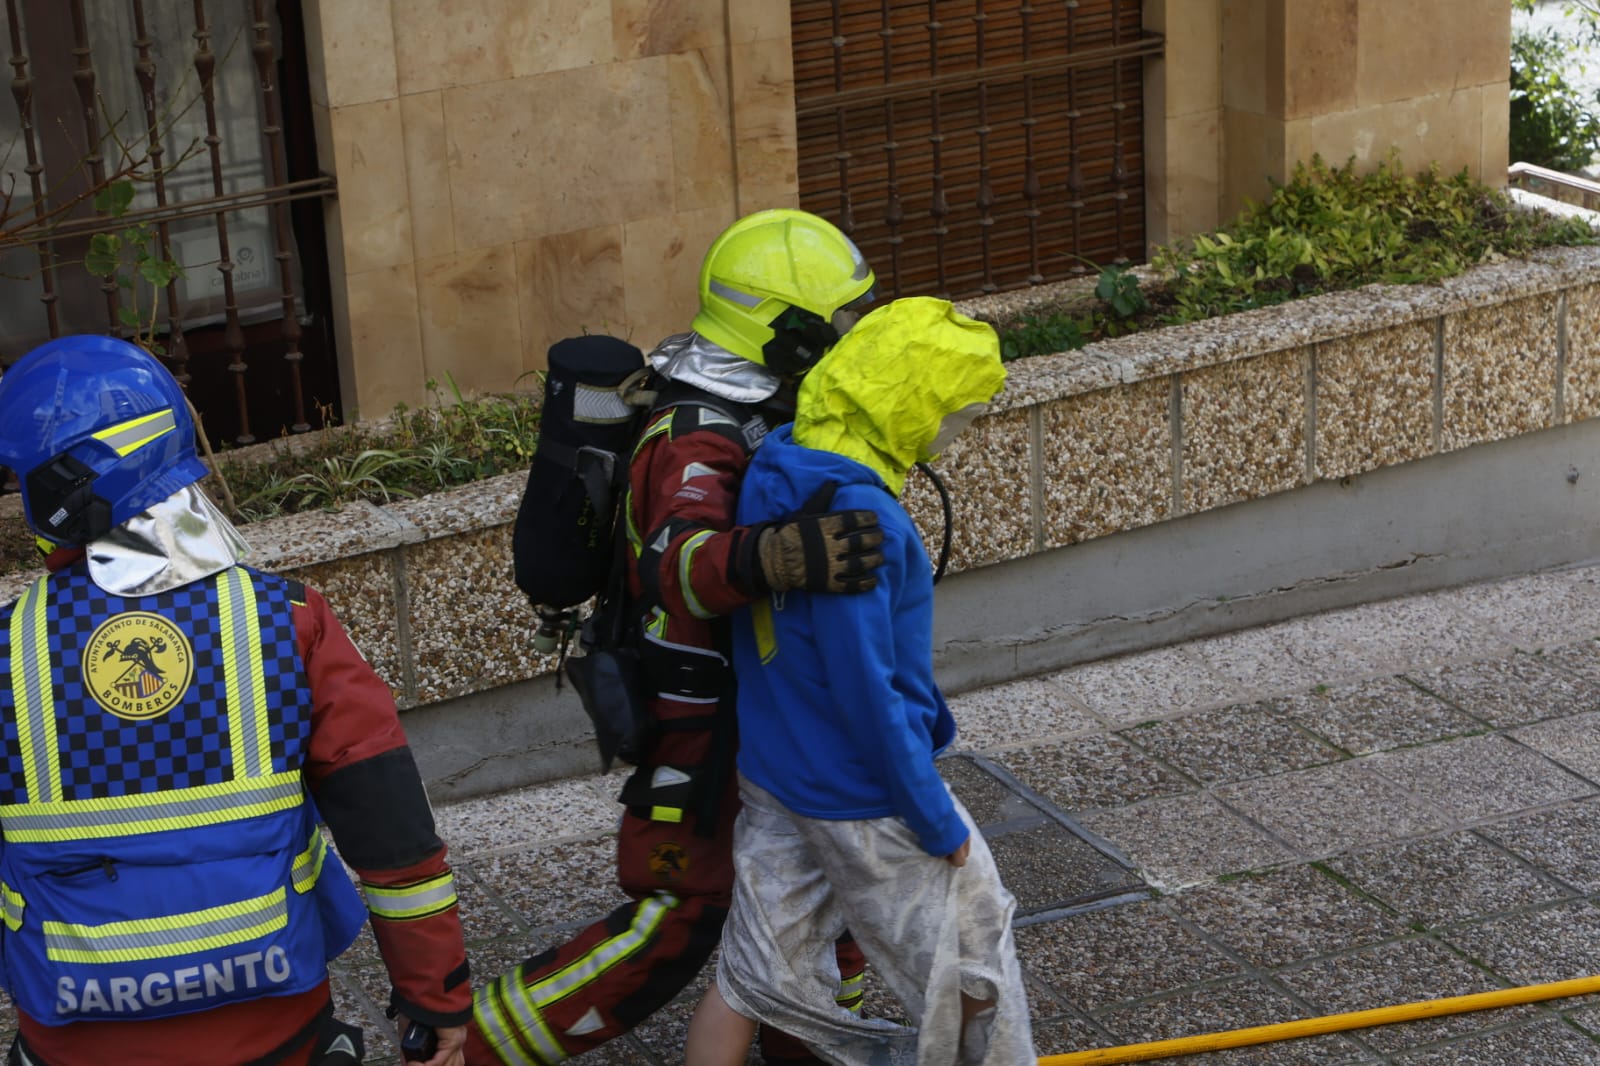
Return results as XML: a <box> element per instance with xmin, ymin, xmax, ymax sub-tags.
<box><xmin>253</xmin><ymin>570</ymin><xmax>313</xmax><ymax>773</ymax></box>
<box><xmin>0</xmin><ymin>564</ymin><xmax>313</xmax><ymax>804</ymax></box>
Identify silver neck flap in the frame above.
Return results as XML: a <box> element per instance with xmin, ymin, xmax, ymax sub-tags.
<box><xmin>647</xmin><ymin>332</ymin><xmax>783</xmax><ymax>404</ymax></box>
<box><xmin>86</xmin><ymin>484</ymin><xmax>249</xmax><ymax>597</ymax></box>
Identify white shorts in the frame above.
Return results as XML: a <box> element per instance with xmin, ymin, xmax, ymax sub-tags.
<box><xmin>716</xmin><ymin>776</ymin><xmax>1036</xmax><ymax>1065</ymax></box>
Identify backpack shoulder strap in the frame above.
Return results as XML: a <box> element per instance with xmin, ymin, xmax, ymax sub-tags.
<box><xmin>650</xmin><ymin>382</ymin><xmax>769</xmax><ymax>456</ymax></box>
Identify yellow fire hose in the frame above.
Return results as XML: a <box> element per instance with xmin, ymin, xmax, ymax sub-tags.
<box><xmin>1038</xmin><ymin>974</ymin><xmax>1600</xmax><ymax>1065</ymax></box>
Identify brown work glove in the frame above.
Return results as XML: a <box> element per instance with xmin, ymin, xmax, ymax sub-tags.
<box><xmin>755</xmin><ymin>508</ymin><xmax>884</xmax><ymax>594</ymax></box>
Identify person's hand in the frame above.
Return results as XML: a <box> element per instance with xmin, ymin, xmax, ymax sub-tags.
<box><xmin>946</xmin><ymin>835</ymin><xmax>971</xmax><ymax>867</ymax></box>
<box><xmin>396</xmin><ymin>1018</ymin><xmax>467</xmax><ymax>1066</ymax></box>
<box><xmin>756</xmin><ymin>508</ymin><xmax>884</xmax><ymax>594</ymax></box>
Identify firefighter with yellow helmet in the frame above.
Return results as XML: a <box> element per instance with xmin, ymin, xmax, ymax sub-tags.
<box><xmin>467</xmin><ymin>209</ymin><xmax>885</xmax><ymax>1065</ymax></box>
<box><xmin>0</xmin><ymin>336</ymin><xmax>471</xmax><ymax>1065</ymax></box>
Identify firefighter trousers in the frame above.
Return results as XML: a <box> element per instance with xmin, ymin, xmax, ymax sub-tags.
<box><xmin>465</xmin><ymin>770</ymin><xmax>865</xmax><ymax>1065</ymax></box>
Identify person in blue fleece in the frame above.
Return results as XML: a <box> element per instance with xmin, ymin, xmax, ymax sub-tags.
<box><xmin>684</xmin><ymin>296</ymin><xmax>1035</xmax><ymax>1065</ymax></box>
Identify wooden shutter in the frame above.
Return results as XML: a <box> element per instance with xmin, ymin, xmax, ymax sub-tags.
<box><xmin>792</xmin><ymin>1</ymin><xmax>1159</xmax><ymax>300</ymax></box>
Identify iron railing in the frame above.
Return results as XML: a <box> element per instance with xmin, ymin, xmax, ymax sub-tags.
<box><xmin>1</xmin><ymin>0</ymin><xmax>334</xmax><ymax>444</ymax></box>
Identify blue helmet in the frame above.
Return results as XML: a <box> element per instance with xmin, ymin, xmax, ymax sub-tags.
<box><xmin>0</xmin><ymin>335</ymin><xmax>208</xmax><ymax>546</ymax></box>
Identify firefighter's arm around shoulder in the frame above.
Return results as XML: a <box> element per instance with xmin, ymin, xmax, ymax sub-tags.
<box><xmin>293</xmin><ymin>585</ymin><xmax>472</xmax><ymax>1030</ymax></box>
<box><xmin>631</xmin><ymin>414</ymin><xmax>885</xmax><ymax>619</ymax></box>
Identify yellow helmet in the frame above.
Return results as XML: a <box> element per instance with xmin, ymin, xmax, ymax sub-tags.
<box><xmin>691</xmin><ymin>208</ymin><xmax>876</xmax><ymax>376</ymax></box>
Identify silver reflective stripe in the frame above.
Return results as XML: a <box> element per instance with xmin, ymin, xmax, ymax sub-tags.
<box><xmin>44</xmin><ymin>887</ymin><xmax>288</xmax><ymax>963</ymax></box>
<box><xmin>93</xmin><ymin>409</ymin><xmax>176</xmax><ymax>456</ymax></box>
<box><xmin>572</xmin><ymin>383</ymin><xmax>636</xmax><ymax>423</ymax></box>
<box><xmin>12</xmin><ymin>579</ymin><xmax>56</xmax><ymax>804</ymax></box>
<box><xmin>708</xmin><ymin>279</ymin><xmax>763</xmax><ymax>308</ymax></box>
<box><xmin>0</xmin><ymin>774</ymin><xmax>302</xmax><ymax>839</ymax></box>
<box><xmin>476</xmin><ymin>970</ymin><xmax>569</xmax><ymax>1064</ymax></box>
<box><xmin>219</xmin><ymin>568</ymin><xmax>268</xmax><ymax>778</ymax></box>
<box><xmin>292</xmin><ymin>831</ymin><xmax>327</xmax><ymax>894</ymax></box>
<box><xmin>2</xmin><ymin>882</ymin><xmax>25</xmax><ymax>931</ymax></box>
<box><xmin>365</xmin><ymin>873</ymin><xmax>458</xmax><ymax>920</ymax></box>
<box><xmin>529</xmin><ymin>894</ymin><xmax>674</xmax><ymax>1004</ymax></box>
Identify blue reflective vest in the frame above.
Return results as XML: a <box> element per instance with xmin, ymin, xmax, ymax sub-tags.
<box><xmin>0</xmin><ymin>564</ymin><xmax>367</xmax><ymax>1024</ymax></box>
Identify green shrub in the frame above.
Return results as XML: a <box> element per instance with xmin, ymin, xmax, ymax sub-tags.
<box><xmin>998</xmin><ymin>154</ymin><xmax>1596</xmax><ymax>360</ymax></box>
<box><xmin>217</xmin><ymin>379</ymin><xmax>542</xmax><ymax>523</ymax></box>
<box><xmin>1512</xmin><ymin>26</ymin><xmax>1600</xmax><ymax>171</ymax></box>
<box><xmin>1511</xmin><ymin>0</ymin><xmax>1600</xmax><ymax>171</ymax></box>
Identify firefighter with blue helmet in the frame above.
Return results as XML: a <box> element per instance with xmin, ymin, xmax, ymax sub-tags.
<box><xmin>474</xmin><ymin>209</ymin><xmax>885</xmax><ymax>1065</ymax></box>
<box><xmin>0</xmin><ymin>335</ymin><xmax>472</xmax><ymax>1065</ymax></box>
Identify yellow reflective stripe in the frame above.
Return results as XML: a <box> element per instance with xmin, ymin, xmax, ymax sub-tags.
<box><xmin>752</xmin><ymin>597</ymin><xmax>777</xmax><ymax>664</ymax></box>
<box><xmin>470</xmin><ymin>896</ymin><xmax>679</xmax><ymax>1063</ymax></box>
<box><xmin>11</xmin><ymin>578</ymin><xmax>59</xmax><ymax>805</ymax></box>
<box><xmin>678</xmin><ymin>530</ymin><xmax>715</xmax><ymax>620</ymax></box>
<box><xmin>838</xmin><ymin>969</ymin><xmax>865</xmax><ymax>1012</ymax></box>
<box><xmin>2</xmin><ymin>883</ymin><xmax>25</xmax><ymax>932</ymax></box>
<box><xmin>474</xmin><ymin>966</ymin><xmax>568</xmax><ymax>1065</ymax></box>
<box><xmin>644</xmin><ymin>608</ymin><xmax>667</xmax><ymax>640</ymax></box>
<box><xmin>292</xmin><ymin>830</ymin><xmax>327</xmax><ymax>895</ymax></box>
<box><xmin>91</xmin><ymin>409</ymin><xmax>176</xmax><ymax>457</ymax></box>
<box><xmin>43</xmin><ymin>887</ymin><xmax>288</xmax><ymax>964</ymax></box>
<box><xmin>217</xmin><ymin>568</ymin><xmax>271</xmax><ymax>778</ymax></box>
<box><xmin>634</xmin><ymin>411</ymin><xmax>674</xmax><ymax>454</ymax></box>
<box><xmin>364</xmin><ymin>872</ymin><xmax>458</xmax><ymax>921</ymax></box>
<box><xmin>0</xmin><ymin>771</ymin><xmax>304</xmax><ymax>843</ymax></box>
<box><xmin>624</xmin><ymin>414</ymin><xmax>676</xmax><ymax>557</ymax></box>
<box><xmin>649</xmin><ymin>806</ymin><xmax>683</xmax><ymax>823</ymax></box>
<box><xmin>529</xmin><ymin>893</ymin><xmax>676</xmax><ymax>1006</ymax></box>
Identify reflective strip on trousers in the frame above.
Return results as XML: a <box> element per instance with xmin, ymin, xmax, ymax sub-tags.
<box><xmin>0</xmin><ymin>772</ymin><xmax>304</xmax><ymax>843</ymax></box>
<box><xmin>43</xmin><ymin>887</ymin><xmax>289</xmax><ymax>964</ymax></box>
<box><xmin>473</xmin><ymin>975</ymin><xmax>568</xmax><ymax>1066</ymax></box>
<box><xmin>839</xmin><ymin>969</ymin><xmax>865</xmax><ymax>1011</ymax></box>
<box><xmin>473</xmin><ymin>893</ymin><xmax>678</xmax><ymax>1066</ymax></box>
<box><xmin>364</xmin><ymin>872</ymin><xmax>458</xmax><ymax>921</ymax></box>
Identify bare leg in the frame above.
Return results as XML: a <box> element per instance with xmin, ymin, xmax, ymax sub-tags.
<box><xmin>958</xmin><ymin>993</ymin><xmax>998</xmax><ymax>1063</ymax></box>
<box><xmin>685</xmin><ymin>983</ymin><xmax>759</xmax><ymax>1066</ymax></box>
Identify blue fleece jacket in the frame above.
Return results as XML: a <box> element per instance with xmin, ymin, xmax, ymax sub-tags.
<box><xmin>732</xmin><ymin>424</ymin><xmax>965</xmax><ymax>857</ymax></box>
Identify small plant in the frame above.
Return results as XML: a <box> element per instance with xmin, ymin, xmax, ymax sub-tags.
<box><xmin>83</xmin><ymin>179</ymin><xmax>185</xmax><ymax>354</ymax></box>
<box><xmin>234</xmin><ymin>450</ymin><xmax>423</xmax><ymax>518</ymax></box>
<box><xmin>1096</xmin><ymin>264</ymin><xmax>1148</xmax><ymax>321</ymax></box>
<box><xmin>999</xmin><ymin>312</ymin><xmax>1090</xmax><ymax>361</ymax></box>
<box><xmin>217</xmin><ymin>388</ymin><xmax>543</xmax><ymax>523</ymax></box>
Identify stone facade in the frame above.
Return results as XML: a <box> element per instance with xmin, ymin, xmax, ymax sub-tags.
<box><xmin>301</xmin><ymin>0</ymin><xmax>799</xmax><ymax>421</ymax></box>
<box><xmin>302</xmin><ymin>0</ymin><xmax>1515</xmax><ymax>419</ymax></box>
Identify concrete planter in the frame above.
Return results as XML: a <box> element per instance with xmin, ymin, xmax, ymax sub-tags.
<box><xmin>7</xmin><ymin>244</ymin><xmax>1600</xmax><ymax>797</ymax></box>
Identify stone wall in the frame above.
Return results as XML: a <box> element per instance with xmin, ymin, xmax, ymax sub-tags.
<box><xmin>10</xmin><ymin>247</ymin><xmax>1589</xmax><ymax>711</ymax></box>
<box><xmin>1144</xmin><ymin>0</ymin><xmax>1511</xmax><ymax>244</ymax></box>
<box><xmin>300</xmin><ymin>0</ymin><xmax>797</xmax><ymax>422</ymax></box>
<box><xmin>4</xmin><ymin>247</ymin><xmax>1597</xmax><ymax>796</ymax></box>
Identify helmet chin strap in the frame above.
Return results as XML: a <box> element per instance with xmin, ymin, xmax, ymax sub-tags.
<box><xmin>25</xmin><ymin>454</ymin><xmax>113</xmax><ymax>546</ymax></box>
<box><xmin>761</xmin><ymin>306</ymin><xmax>840</xmax><ymax>378</ymax></box>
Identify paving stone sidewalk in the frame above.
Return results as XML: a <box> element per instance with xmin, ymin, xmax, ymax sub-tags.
<box><xmin>411</xmin><ymin>563</ymin><xmax>1600</xmax><ymax>1064</ymax></box>
<box><xmin>17</xmin><ymin>563</ymin><xmax>1600</xmax><ymax>1064</ymax></box>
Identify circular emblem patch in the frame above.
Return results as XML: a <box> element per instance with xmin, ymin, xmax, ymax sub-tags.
<box><xmin>648</xmin><ymin>842</ymin><xmax>688</xmax><ymax>883</ymax></box>
<box><xmin>83</xmin><ymin>612</ymin><xmax>194</xmax><ymax>721</ymax></box>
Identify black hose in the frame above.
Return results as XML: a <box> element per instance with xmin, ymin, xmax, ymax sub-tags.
<box><xmin>915</xmin><ymin>461</ymin><xmax>952</xmax><ymax>585</ymax></box>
